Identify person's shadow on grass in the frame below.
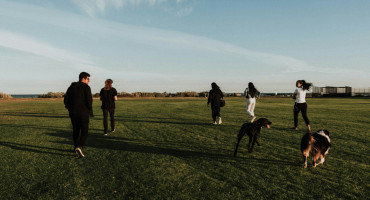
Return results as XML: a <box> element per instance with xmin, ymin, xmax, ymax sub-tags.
<box><xmin>46</xmin><ymin>130</ymin><xmax>300</xmax><ymax>167</ymax></box>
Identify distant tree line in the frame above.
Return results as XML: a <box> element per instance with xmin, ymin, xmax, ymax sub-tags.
<box><xmin>39</xmin><ymin>92</ymin><xmax>65</xmax><ymax>98</ymax></box>
<box><xmin>37</xmin><ymin>91</ymin><xmax>213</xmax><ymax>98</ymax></box>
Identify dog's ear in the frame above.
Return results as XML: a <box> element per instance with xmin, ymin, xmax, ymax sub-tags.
<box><xmin>323</xmin><ymin>130</ymin><xmax>330</xmax><ymax>136</ymax></box>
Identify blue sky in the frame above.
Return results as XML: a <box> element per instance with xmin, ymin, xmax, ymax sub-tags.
<box><xmin>0</xmin><ymin>0</ymin><xmax>369</xmax><ymax>94</ymax></box>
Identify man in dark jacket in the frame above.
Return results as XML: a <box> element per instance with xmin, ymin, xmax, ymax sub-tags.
<box><xmin>64</xmin><ymin>72</ymin><xmax>93</xmax><ymax>158</ymax></box>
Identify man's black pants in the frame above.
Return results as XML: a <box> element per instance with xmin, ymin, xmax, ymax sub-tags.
<box><xmin>103</xmin><ymin>109</ymin><xmax>115</xmax><ymax>133</ymax></box>
<box><xmin>70</xmin><ymin>113</ymin><xmax>89</xmax><ymax>149</ymax></box>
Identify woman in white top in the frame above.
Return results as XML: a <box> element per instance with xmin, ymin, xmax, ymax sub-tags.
<box><xmin>292</xmin><ymin>80</ymin><xmax>312</xmax><ymax>132</ymax></box>
<box><xmin>245</xmin><ymin>82</ymin><xmax>260</xmax><ymax>122</ymax></box>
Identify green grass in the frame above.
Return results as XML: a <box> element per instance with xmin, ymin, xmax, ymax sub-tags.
<box><xmin>0</xmin><ymin>97</ymin><xmax>369</xmax><ymax>199</ymax></box>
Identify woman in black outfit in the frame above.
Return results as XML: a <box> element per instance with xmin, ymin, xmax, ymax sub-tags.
<box><xmin>100</xmin><ymin>79</ymin><xmax>118</xmax><ymax>135</ymax></box>
<box><xmin>207</xmin><ymin>82</ymin><xmax>223</xmax><ymax>125</ymax></box>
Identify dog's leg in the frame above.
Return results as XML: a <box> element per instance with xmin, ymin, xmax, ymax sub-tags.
<box><xmin>247</xmin><ymin>136</ymin><xmax>253</xmax><ymax>153</ymax></box>
<box><xmin>249</xmin><ymin>136</ymin><xmax>256</xmax><ymax>153</ymax></box>
<box><xmin>312</xmin><ymin>153</ymin><xmax>320</xmax><ymax>167</ymax></box>
<box><xmin>303</xmin><ymin>155</ymin><xmax>308</xmax><ymax>168</ymax></box>
<box><xmin>256</xmin><ymin>139</ymin><xmax>261</xmax><ymax>146</ymax></box>
<box><xmin>234</xmin><ymin>136</ymin><xmax>242</xmax><ymax>157</ymax></box>
<box><xmin>318</xmin><ymin>155</ymin><xmax>325</xmax><ymax>165</ymax></box>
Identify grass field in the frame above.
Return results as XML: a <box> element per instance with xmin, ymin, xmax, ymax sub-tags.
<box><xmin>0</xmin><ymin>97</ymin><xmax>369</xmax><ymax>199</ymax></box>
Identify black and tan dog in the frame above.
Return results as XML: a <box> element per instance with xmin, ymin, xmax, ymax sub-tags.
<box><xmin>234</xmin><ymin>118</ymin><xmax>272</xmax><ymax>156</ymax></box>
<box><xmin>301</xmin><ymin>130</ymin><xmax>331</xmax><ymax>168</ymax></box>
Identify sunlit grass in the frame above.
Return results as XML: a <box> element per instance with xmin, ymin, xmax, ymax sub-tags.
<box><xmin>0</xmin><ymin>97</ymin><xmax>369</xmax><ymax>199</ymax></box>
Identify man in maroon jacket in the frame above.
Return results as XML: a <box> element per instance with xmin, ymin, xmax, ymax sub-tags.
<box><xmin>64</xmin><ymin>72</ymin><xmax>93</xmax><ymax>158</ymax></box>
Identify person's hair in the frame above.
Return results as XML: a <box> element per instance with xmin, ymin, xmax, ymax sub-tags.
<box><xmin>104</xmin><ymin>79</ymin><xmax>113</xmax><ymax>90</ymax></box>
<box><xmin>248</xmin><ymin>82</ymin><xmax>259</xmax><ymax>98</ymax></box>
<box><xmin>79</xmin><ymin>72</ymin><xmax>90</xmax><ymax>81</ymax></box>
<box><xmin>211</xmin><ymin>82</ymin><xmax>220</xmax><ymax>90</ymax></box>
<box><xmin>296</xmin><ymin>80</ymin><xmax>312</xmax><ymax>91</ymax></box>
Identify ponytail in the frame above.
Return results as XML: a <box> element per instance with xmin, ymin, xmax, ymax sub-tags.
<box><xmin>300</xmin><ymin>80</ymin><xmax>312</xmax><ymax>91</ymax></box>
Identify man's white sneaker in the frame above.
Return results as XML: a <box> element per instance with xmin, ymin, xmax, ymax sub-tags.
<box><xmin>75</xmin><ymin>147</ymin><xmax>85</xmax><ymax>158</ymax></box>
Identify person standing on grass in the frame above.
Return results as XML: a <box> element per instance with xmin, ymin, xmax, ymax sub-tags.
<box><xmin>207</xmin><ymin>82</ymin><xmax>223</xmax><ymax>125</ymax></box>
<box><xmin>100</xmin><ymin>79</ymin><xmax>118</xmax><ymax>136</ymax></box>
<box><xmin>292</xmin><ymin>80</ymin><xmax>312</xmax><ymax>132</ymax></box>
<box><xmin>64</xmin><ymin>72</ymin><xmax>93</xmax><ymax>158</ymax></box>
<box><xmin>245</xmin><ymin>82</ymin><xmax>260</xmax><ymax>122</ymax></box>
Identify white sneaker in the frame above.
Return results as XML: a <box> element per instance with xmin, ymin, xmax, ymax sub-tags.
<box><xmin>213</xmin><ymin>121</ymin><xmax>217</xmax><ymax>125</ymax></box>
<box><xmin>218</xmin><ymin>117</ymin><xmax>222</xmax><ymax>124</ymax></box>
<box><xmin>75</xmin><ymin>147</ymin><xmax>85</xmax><ymax>158</ymax></box>
<box><xmin>250</xmin><ymin>116</ymin><xmax>256</xmax><ymax>122</ymax></box>
<box><xmin>111</xmin><ymin>129</ymin><xmax>116</xmax><ymax>133</ymax></box>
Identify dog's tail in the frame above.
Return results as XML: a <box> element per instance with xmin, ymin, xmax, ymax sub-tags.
<box><xmin>301</xmin><ymin>132</ymin><xmax>314</xmax><ymax>153</ymax></box>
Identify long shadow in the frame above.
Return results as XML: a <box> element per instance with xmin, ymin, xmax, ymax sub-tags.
<box><xmin>116</xmin><ymin>117</ymin><xmax>235</xmax><ymax>127</ymax></box>
<box><xmin>0</xmin><ymin>112</ymin><xmax>69</xmax><ymax>119</ymax></box>
<box><xmin>0</xmin><ymin>123</ymin><xmax>102</xmax><ymax>133</ymax></box>
<box><xmin>0</xmin><ymin>141</ymin><xmax>73</xmax><ymax>157</ymax></box>
<box><xmin>47</xmin><ymin>130</ymin><xmax>300</xmax><ymax>167</ymax></box>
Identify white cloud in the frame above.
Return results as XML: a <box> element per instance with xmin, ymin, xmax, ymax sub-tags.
<box><xmin>177</xmin><ymin>6</ymin><xmax>193</xmax><ymax>17</ymax></box>
<box><xmin>0</xmin><ymin>29</ymin><xmax>102</xmax><ymax>74</ymax></box>
<box><xmin>72</xmin><ymin>0</ymin><xmax>169</xmax><ymax>17</ymax></box>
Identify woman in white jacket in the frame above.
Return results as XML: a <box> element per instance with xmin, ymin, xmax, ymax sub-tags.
<box><xmin>245</xmin><ymin>82</ymin><xmax>260</xmax><ymax>122</ymax></box>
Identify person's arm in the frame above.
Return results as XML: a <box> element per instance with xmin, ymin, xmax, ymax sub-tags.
<box><xmin>64</xmin><ymin>86</ymin><xmax>70</xmax><ymax>110</ymax></box>
<box><xmin>113</xmin><ymin>88</ymin><xmax>118</xmax><ymax>101</ymax></box>
<box><xmin>100</xmin><ymin>89</ymin><xmax>103</xmax><ymax>101</ymax></box>
<box><xmin>293</xmin><ymin>88</ymin><xmax>297</xmax><ymax>99</ymax></box>
<box><xmin>207</xmin><ymin>91</ymin><xmax>212</xmax><ymax>106</ymax></box>
<box><xmin>86</xmin><ymin>86</ymin><xmax>93</xmax><ymax>117</ymax></box>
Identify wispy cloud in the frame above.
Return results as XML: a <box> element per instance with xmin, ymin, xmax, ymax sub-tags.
<box><xmin>177</xmin><ymin>6</ymin><xmax>193</xmax><ymax>17</ymax></box>
<box><xmin>0</xmin><ymin>29</ymin><xmax>101</xmax><ymax>74</ymax></box>
<box><xmin>72</xmin><ymin>0</ymin><xmax>169</xmax><ymax>17</ymax></box>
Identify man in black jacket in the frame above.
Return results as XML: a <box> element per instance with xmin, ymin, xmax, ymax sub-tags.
<box><xmin>64</xmin><ymin>72</ymin><xmax>93</xmax><ymax>158</ymax></box>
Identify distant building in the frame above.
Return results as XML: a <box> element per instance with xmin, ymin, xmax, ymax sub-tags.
<box><xmin>352</xmin><ymin>88</ymin><xmax>370</xmax><ymax>97</ymax></box>
<box><xmin>312</xmin><ymin>86</ymin><xmax>352</xmax><ymax>97</ymax></box>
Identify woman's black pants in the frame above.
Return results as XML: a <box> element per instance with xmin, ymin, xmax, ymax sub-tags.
<box><xmin>211</xmin><ymin>106</ymin><xmax>220</xmax><ymax>122</ymax></box>
<box><xmin>293</xmin><ymin>103</ymin><xmax>310</xmax><ymax>127</ymax></box>
<box><xmin>103</xmin><ymin>109</ymin><xmax>115</xmax><ymax>133</ymax></box>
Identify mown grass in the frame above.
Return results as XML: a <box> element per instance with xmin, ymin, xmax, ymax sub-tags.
<box><xmin>0</xmin><ymin>97</ymin><xmax>369</xmax><ymax>199</ymax></box>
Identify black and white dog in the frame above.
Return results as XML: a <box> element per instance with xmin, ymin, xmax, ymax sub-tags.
<box><xmin>234</xmin><ymin>118</ymin><xmax>272</xmax><ymax>156</ymax></box>
<box><xmin>301</xmin><ymin>130</ymin><xmax>331</xmax><ymax>168</ymax></box>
